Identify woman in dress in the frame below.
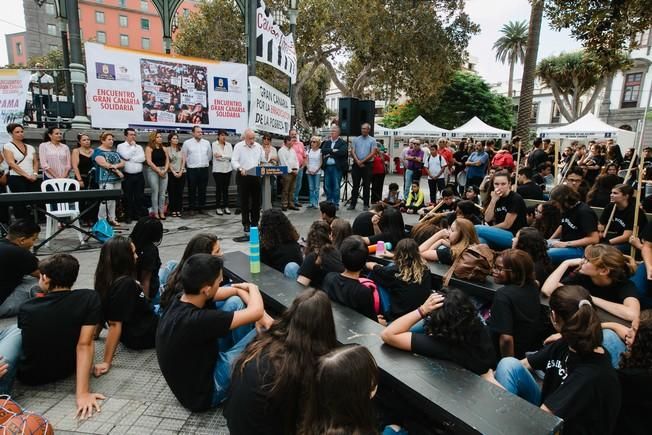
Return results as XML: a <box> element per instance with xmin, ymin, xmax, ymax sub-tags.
<box><xmin>166</xmin><ymin>133</ymin><xmax>185</xmax><ymax>218</ymax></box>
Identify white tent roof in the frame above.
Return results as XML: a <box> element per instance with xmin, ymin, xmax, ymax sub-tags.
<box><xmin>374</xmin><ymin>124</ymin><xmax>395</xmax><ymax>137</ymax></box>
<box><xmin>448</xmin><ymin>116</ymin><xmax>511</xmax><ymax>139</ymax></box>
<box><xmin>537</xmin><ymin>113</ymin><xmax>634</xmax><ymax>140</ymax></box>
<box><xmin>394</xmin><ymin>115</ymin><xmax>449</xmax><ymax>137</ymax></box>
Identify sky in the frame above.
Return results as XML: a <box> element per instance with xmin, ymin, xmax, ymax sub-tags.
<box><xmin>0</xmin><ymin>0</ymin><xmax>583</xmax><ymax>85</ymax></box>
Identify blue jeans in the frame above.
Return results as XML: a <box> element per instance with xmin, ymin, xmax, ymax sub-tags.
<box><xmin>307</xmin><ymin>173</ymin><xmax>321</xmax><ymax>207</ymax></box>
<box><xmin>602</xmin><ymin>328</ymin><xmax>627</xmax><ymax>368</ymax></box>
<box><xmin>495</xmin><ymin>357</ymin><xmax>542</xmax><ymax>406</ymax></box>
<box><xmin>293</xmin><ymin>167</ymin><xmax>304</xmax><ymax>204</ymax></box>
<box><xmin>0</xmin><ymin>276</ymin><xmax>38</xmax><ymax>318</ymax></box>
<box><xmin>547</xmin><ymin>247</ymin><xmax>585</xmax><ymax>265</ymax></box>
<box><xmin>284</xmin><ymin>262</ymin><xmax>300</xmax><ymax>280</ymax></box>
<box><xmin>631</xmin><ymin>263</ymin><xmax>652</xmax><ymax>309</ymax></box>
<box><xmin>404</xmin><ymin>168</ymin><xmax>415</xmax><ymax>199</ymax></box>
<box><xmin>212</xmin><ymin>328</ymin><xmax>257</xmax><ymax>406</ymax></box>
<box><xmin>214</xmin><ymin>296</ymin><xmax>253</xmax><ymax>351</ymax></box>
<box><xmin>475</xmin><ymin>225</ymin><xmax>514</xmax><ymax>250</ymax></box>
<box><xmin>324</xmin><ymin>164</ymin><xmax>342</xmax><ymax>206</ymax></box>
<box><xmin>0</xmin><ymin>325</ymin><xmax>22</xmax><ymax>394</ymax></box>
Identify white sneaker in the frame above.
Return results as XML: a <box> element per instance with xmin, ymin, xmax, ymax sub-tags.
<box><xmin>223</xmin><ymin>208</ymin><xmax>231</xmax><ymax>215</ymax></box>
<box><xmin>216</xmin><ymin>209</ymin><xmax>223</xmax><ymax>216</ymax></box>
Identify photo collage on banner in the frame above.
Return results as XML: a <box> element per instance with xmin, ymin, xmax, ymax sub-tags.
<box><xmin>0</xmin><ymin>70</ymin><xmax>31</xmax><ymax>144</ymax></box>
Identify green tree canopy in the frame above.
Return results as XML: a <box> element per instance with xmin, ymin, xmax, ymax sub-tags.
<box><xmin>493</xmin><ymin>20</ymin><xmax>528</xmax><ymax>98</ymax></box>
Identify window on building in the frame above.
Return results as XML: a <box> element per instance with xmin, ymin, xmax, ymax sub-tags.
<box><xmin>49</xmin><ymin>44</ymin><xmax>58</xmax><ymax>52</ymax></box>
<box><xmin>622</xmin><ymin>72</ymin><xmax>643</xmax><ymax>108</ymax></box>
<box><xmin>47</xmin><ymin>24</ymin><xmax>57</xmax><ymax>36</ymax></box>
<box><xmin>45</xmin><ymin>3</ymin><xmax>55</xmax><ymax>15</ymax></box>
<box><xmin>141</xmin><ymin>18</ymin><xmax>150</xmax><ymax>30</ymax></box>
<box><xmin>183</xmin><ymin>8</ymin><xmax>189</xmax><ymax>17</ymax></box>
<box><xmin>119</xmin><ymin>0</ymin><xmax>127</xmax><ymax>7</ymax></box>
<box><xmin>96</xmin><ymin>31</ymin><xmax>106</xmax><ymax>44</ymax></box>
<box><xmin>140</xmin><ymin>0</ymin><xmax>148</xmax><ymax>11</ymax></box>
<box><xmin>551</xmin><ymin>102</ymin><xmax>561</xmax><ymax>124</ymax></box>
<box><xmin>119</xmin><ymin>15</ymin><xmax>128</xmax><ymax>27</ymax></box>
<box><xmin>95</xmin><ymin>11</ymin><xmax>105</xmax><ymax>23</ymax></box>
<box><xmin>141</xmin><ymin>37</ymin><xmax>151</xmax><ymax>49</ymax></box>
<box><xmin>15</xmin><ymin>42</ymin><xmax>23</xmax><ymax>55</ymax></box>
<box><xmin>530</xmin><ymin>102</ymin><xmax>539</xmax><ymax>124</ymax></box>
<box><xmin>120</xmin><ymin>34</ymin><xmax>129</xmax><ymax>46</ymax></box>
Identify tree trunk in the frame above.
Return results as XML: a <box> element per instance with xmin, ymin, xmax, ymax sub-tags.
<box><xmin>515</xmin><ymin>0</ymin><xmax>544</xmax><ymax>145</ymax></box>
<box><xmin>508</xmin><ymin>58</ymin><xmax>515</xmax><ymax>98</ymax></box>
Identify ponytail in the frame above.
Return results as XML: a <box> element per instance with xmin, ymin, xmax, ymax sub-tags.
<box><xmin>550</xmin><ymin>285</ymin><xmax>602</xmax><ymax>355</ymax></box>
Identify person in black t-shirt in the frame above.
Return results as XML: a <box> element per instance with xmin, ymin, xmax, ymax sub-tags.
<box><xmin>130</xmin><ymin>217</ymin><xmax>163</xmax><ymax>300</ymax></box>
<box><xmin>18</xmin><ymin>254</ymin><xmax>104</xmax><ymax>420</ymax></box>
<box><xmin>259</xmin><ymin>209</ymin><xmax>303</xmax><ymax>278</ymax></box>
<box><xmin>547</xmin><ymin>184</ymin><xmax>599</xmax><ymax>264</ymax></box>
<box><xmin>527</xmin><ymin>138</ymin><xmax>548</xmax><ymax>171</ymax></box>
<box><xmin>382</xmin><ymin>288</ymin><xmax>496</xmax><ymax>376</ymax></box>
<box><xmin>0</xmin><ymin>219</ymin><xmax>40</xmax><ymax>318</ymax></box>
<box><xmin>366</xmin><ymin>239</ymin><xmax>432</xmax><ymax>321</ymax></box>
<box><xmin>225</xmin><ymin>289</ymin><xmax>337</xmax><ymax>435</ymax></box>
<box><xmin>322</xmin><ymin>236</ymin><xmax>378</xmax><ymax>322</ymax></box>
<box><xmin>533</xmin><ymin>162</ymin><xmax>552</xmax><ymax>191</ymax></box>
<box><xmin>489</xmin><ymin>249</ymin><xmax>544</xmax><ymax>358</ymax></box>
<box><xmin>361</xmin><ymin>206</ymin><xmax>406</xmax><ymax>249</ymax></box>
<box><xmin>493</xmin><ymin>285</ymin><xmax>620</xmax><ymax>435</ymax></box>
<box><xmin>93</xmin><ymin>236</ymin><xmax>160</xmax><ymax>378</ymax></box>
<box><xmin>512</xmin><ymin>227</ymin><xmax>554</xmax><ymax>289</ymax></box>
<box><xmin>543</xmin><ymin>244</ymin><xmax>640</xmax><ymax>323</ymax></box>
<box><xmin>297</xmin><ymin>221</ymin><xmax>344</xmax><ymax>288</ymax></box>
<box><xmin>599</xmin><ymin>184</ymin><xmax>645</xmax><ymax>252</ymax></box>
<box><xmin>419</xmin><ymin>218</ymin><xmax>479</xmax><ymax>265</ymax></box>
<box><xmin>156</xmin><ymin>254</ymin><xmax>267</xmax><ymax>411</ymax></box>
<box><xmin>516</xmin><ymin>167</ymin><xmax>544</xmax><ymax>200</ymax></box>
<box><xmin>475</xmin><ymin>171</ymin><xmax>527</xmax><ymax>249</ymax></box>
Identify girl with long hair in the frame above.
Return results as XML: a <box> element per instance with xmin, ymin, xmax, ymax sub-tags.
<box><xmin>259</xmin><ymin>209</ymin><xmax>303</xmax><ymax>278</ymax></box>
<box><xmin>543</xmin><ymin>244</ymin><xmax>640</xmax><ymax>322</ymax></box>
<box><xmin>587</xmin><ymin>174</ymin><xmax>621</xmax><ymax>208</ymax></box>
<box><xmin>361</xmin><ymin>206</ymin><xmax>406</xmax><ymax>248</ymax></box>
<box><xmin>39</xmin><ymin>126</ymin><xmax>70</xmax><ymax>180</ymax></box>
<box><xmin>130</xmin><ymin>217</ymin><xmax>164</xmax><ymax>300</ymax></box>
<box><xmin>381</xmin><ymin>288</ymin><xmax>496</xmax><ymax>376</ymax></box>
<box><xmin>598</xmin><ymin>183</ymin><xmax>639</xmax><ymax>251</ymax></box>
<box><xmin>330</xmin><ymin>218</ymin><xmax>352</xmax><ymax>250</ymax></box>
<box><xmin>144</xmin><ymin>131</ymin><xmax>169</xmax><ymax>220</ymax></box>
<box><xmin>419</xmin><ymin>218</ymin><xmax>479</xmax><ymax>264</ymax></box>
<box><xmin>226</xmin><ymin>289</ymin><xmax>338</xmax><ymax>435</ymax></box>
<box><xmin>489</xmin><ymin>249</ymin><xmax>544</xmax><ymax>358</ymax></box>
<box><xmin>366</xmin><ymin>238</ymin><xmax>431</xmax><ymax>321</ymax></box>
<box><xmin>532</xmin><ymin>201</ymin><xmax>561</xmax><ymax>240</ymax></box>
<box><xmin>297</xmin><ymin>221</ymin><xmax>343</xmax><ymax>288</ymax></box>
<box><xmin>3</xmin><ymin>123</ymin><xmax>39</xmax><ymax>219</ymax></box>
<box><xmin>93</xmin><ymin>236</ymin><xmax>158</xmax><ymax>378</ymax></box>
<box><xmin>166</xmin><ymin>132</ymin><xmax>185</xmax><ymax>217</ymax></box>
<box><xmin>512</xmin><ymin>227</ymin><xmax>553</xmax><ymax>288</ymax></box>
<box><xmin>493</xmin><ymin>286</ymin><xmax>620</xmax><ymax>435</ymax></box>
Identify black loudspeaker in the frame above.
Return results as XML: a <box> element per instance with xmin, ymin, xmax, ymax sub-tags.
<box><xmin>357</xmin><ymin>99</ymin><xmax>375</xmax><ymax>137</ymax></box>
<box><xmin>338</xmin><ymin>97</ymin><xmax>358</xmax><ymax>136</ymax></box>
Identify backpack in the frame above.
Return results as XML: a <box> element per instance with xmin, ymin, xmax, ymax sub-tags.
<box><xmin>492</xmin><ymin>151</ymin><xmax>513</xmax><ymax>169</ymax></box>
<box><xmin>358</xmin><ymin>277</ymin><xmax>381</xmax><ymax>315</ymax></box>
<box><xmin>443</xmin><ymin>244</ymin><xmax>494</xmax><ymax>285</ymax></box>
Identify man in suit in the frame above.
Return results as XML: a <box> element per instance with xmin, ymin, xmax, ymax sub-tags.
<box><xmin>321</xmin><ymin>125</ymin><xmax>349</xmax><ymax>209</ymax></box>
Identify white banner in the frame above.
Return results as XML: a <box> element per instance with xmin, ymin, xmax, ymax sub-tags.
<box><xmin>0</xmin><ymin>70</ymin><xmax>30</xmax><ymax>144</ymax></box>
<box><xmin>256</xmin><ymin>0</ymin><xmax>297</xmax><ymax>84</ymax></box>
<box><xmin>85</xmin><ymin>42</ymin><xmax>248</xmax><ymax>132</ymax></box>
<box><xmin>249</xmin><ymin>76</ymin><xmax>291</xmax><ymax>136</ymax></box>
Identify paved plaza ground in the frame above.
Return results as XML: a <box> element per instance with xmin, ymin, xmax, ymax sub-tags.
<box><xmin>3</xmin><ymin>174</ymin><xmax>418</xmax><ymax>434</ymax></box>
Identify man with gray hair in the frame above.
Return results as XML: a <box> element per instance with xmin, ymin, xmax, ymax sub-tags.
<box><xmin>232</xmin><ymin>129</ymin><xmax>264</xmax><ymax>234</ymax></box>
<box><xmin>347</xmin><ymin>123</ymin><xmax>376</xmax><ymax>211</ymax></box>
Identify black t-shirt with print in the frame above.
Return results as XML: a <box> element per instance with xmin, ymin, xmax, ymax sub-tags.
<box><xmin>18</xmin><ymin>289</ymin><xmax>102</xmax><ymax>385</ymax></box>
<box><xmin>517</xmin><ymin>181</ymin><xmax>544</xmax><ymax>200</ymax></box>
<box><xmin>297</xmin><ymin>251</ymin><xmax>344</xmax><ymax>289</ymax></box>
<box><xmin>156</xmin><ymin>295</ymin><xmax>234</xmax><ymax>412</ymax></box>
<box><xmin>322</xmin><ymin>272</ymin><xmax>376</xmax><ymax>320</ymax></box>
<box><xmin>599</xmin><ymin>202</ymin><xmax>645</xmax><ymax>237</ymax></box>
<box><xmin>370</xmin><ymin>263</ymin><xmax>432</xmax><ymax>321</ymax></box>
<box><xmin>561</xmin><ymin>272</ymin><xmax>638</xmax><ymax>304</ymax></box>
<box><xmin>106</xmin><ymin>277</ymin><xmax>158</xmax><ymax>350</ymax></box>
<box><xmin>0</xmin><ymin>239</ymin><xmax>39</xmax><ymax>305</ymax></box>
<box><xmin>488</xmin><ymin>284</ymin><xmax>543</xmax><ymax>358</ymax></box>
<box><xmin>527</xmin><ymin>340</ymin><xmax>620</xmax><ymax>435</ymax></box>
<box><xmin>492</xmin><ymin>191</ymin><xmax>527</xmax><ymax>235</ymax></box>
<box><xmin>560</xmin><ymin>202</ymin><xmax>598</xmax><ymax>242</ymax></box>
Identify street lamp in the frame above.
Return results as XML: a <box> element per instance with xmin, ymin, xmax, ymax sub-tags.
<box><xmin>288</xmin><ymin>0</ymin><xmax>298</xmax><ymax>126</ymax></box>
<box><xmin>150</xmin><ymin>0</ymin><xmax>184</xmax><ymax>54</ymax></box>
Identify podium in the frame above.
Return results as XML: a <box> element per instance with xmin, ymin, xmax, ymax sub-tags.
<box><xmin>245</xmin><ymin>165</ymin><xmax>288</xmax><ymax>210</ymax></box>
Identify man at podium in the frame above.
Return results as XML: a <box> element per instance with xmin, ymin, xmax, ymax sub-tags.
<box><xmin>232</xmin><ymin>129</ymin><xmax>265</xmax><ymax>235</ymax></box>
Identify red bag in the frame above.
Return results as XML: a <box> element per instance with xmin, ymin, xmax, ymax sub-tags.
<box><xmin>491</xmin><ymin>151</ymin><xmax>514</xmax><ymax>169</ymax></box>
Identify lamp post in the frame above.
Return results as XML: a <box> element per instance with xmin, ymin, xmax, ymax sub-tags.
<box><xmin>150</xmin><ymin>0</ymin><xmax>184</xmax><ymax>54</ymax></box>
<box><xmin>64</xmin><ymin>0</ymin><xmax>90</xmax><ymax>127</ymax></box>
<box><xmin>288</xmin><ymin>0</ymin><xmax>298</xmax><ymax>126</ymax></box>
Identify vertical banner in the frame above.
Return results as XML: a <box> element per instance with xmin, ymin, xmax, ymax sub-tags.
<box><xmin>85</xmin><ymin>42</ymin><xmax>248</xmax><ymax>132</ymax></box>
<box><xmin>249</xmin><ymin>76</ymin><xmax>291</xmax><ymax>136</ymax></box>
<box><xmin>256</xmin><ymin>0</ymin><xmax>297</xmax><ymax>83</ymax></box>
<box><xmin>0</xmin><ymin>70</ymin><xmax>30</xmax><ymax>144</ymax></box>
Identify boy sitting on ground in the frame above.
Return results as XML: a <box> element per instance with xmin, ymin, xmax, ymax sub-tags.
<box><xmin>381</xmin><ymin>182</ymin><xmax>402</xmax><ymax>209</ymax></box>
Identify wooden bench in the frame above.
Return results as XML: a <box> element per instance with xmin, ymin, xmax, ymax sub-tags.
<box><xmin>223</xmin><ymin>251</ymin><xmax>563</xmax><ymax>435</ymax></box>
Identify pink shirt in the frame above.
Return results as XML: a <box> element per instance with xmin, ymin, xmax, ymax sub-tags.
<box><xmin>39</xmin><ymin>141</ymin><xmax>71</xmax><ymax>178</ymax></box>
<box><xmin>292</xmin><ymin>141</ymin><xmax>306</xmax><ymax>167</ymax></box>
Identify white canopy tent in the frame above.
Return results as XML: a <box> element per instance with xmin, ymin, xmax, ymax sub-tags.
<box><xmin>537</xmin><ymin>113</ymin><xmax>635</xmax><ymax>150</ymax></box>
<box><xmin>394</xmin><ymin>116</ymin><xmax>449</xmax><ymax>137</ymax></box>
<box><xmin>374</xmin><ymin>124</ymin><xmax>395</xmax><ymax>137</ymax></box>
<box><xmin>447</xmin><ymin>116</ymin><xmax>512</xmax><ymax>140</ymax></box>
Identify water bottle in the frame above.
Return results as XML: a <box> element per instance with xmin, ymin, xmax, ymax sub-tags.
<box><xmin>249</xmin><ymin>226</ymin><xmax>261</xmax><ymax>274</ymax></box>
<box><xmin>376</xmin><ymin>241</ymin><xmax>385</xmax><ymax>256</ymax></box>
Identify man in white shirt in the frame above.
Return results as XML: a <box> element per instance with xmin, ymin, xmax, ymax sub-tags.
<box><xmin>232</xmin><ymin>128</ymin><xmax>264</xmax><ymax>234</ymax></box>
<box><xmin>29</xmin><ymin>63</ymin><xmax>55</xmax><ymax>128</ymax></box>
<box><xmin>277</xmin><ymin>136</ymin><xmax>299</xmax><ymax>211</ymax></box>
<box><xmin>181</xmin><ymin>125</ymin><xmax>212</xmax><ymax>215</ymax></box>
<box><xmin>425</xmin><ymin>143</ymin><xmax>448</xmax><ymax>204</ymax></box>
<box><xmin>116</xmin><ymin>128</ymin><xmax>146</xmax><ymax>223</ymax></box>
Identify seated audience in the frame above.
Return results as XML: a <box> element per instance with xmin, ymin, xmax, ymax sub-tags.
<box><xmin>330</xmin><ymin>218</ymin><xmax>352</xmax><ymax>250</ymax></box>
<box><xmin>564</xmin><ymin>166</ymin><xmax>589</xmax><ymax>202</ymax></box>
<box><xmin>130</xmin><ymin>217</ymin><xmax>164</xmax><ymax>300</ymax></box>
<box><xmin>533</xmin><ymin>162</ymin><xmax>552</xmax><ymax>190</ymax></box>
<box><xmin>587</xmin><ymin>174</ymin><xmax>621</xmax><ymax>208</ymax></box>
<box><xmin>297</xmin><ymin>221</ymin><xmax>344</xmax><ymax>288</ymax></box>
<box><xmin>402</xmin><ymin>181</ymin><xmax>425</xmax><ymax>214</ymax></box>
<box><xmin>381</xmin><ymin>182</ymin><xmax>402</xmax><ymax>209</ymax></box>
<box><xmin>547</xmin><ymin>184</ymin><xmax>600</xmax><ymax>264</ymax></box>
<box><xmin>366</xmin><ymin>239</ymin><xmax>432</xmax><ymax>321</ymax></box>
<box><xmin>259</xmin><ymin>209</ymin><xmax>303</xmax><ymax>278</ymax></box>
<box><xmin>18</xmin><ymin>254</ymin><xmax>104</xmax><ymax>418</ymax></box>
<box><xmin>489</xmin><ymin>249</ymin><xmax>544</xmax><ymax>358</ymax></box>
<box><xmin>0</xmin><ymin>219</ymin><xmax>40</xmax><ymax>318</ymax></box>
<box><xmin>352</xmin><ymin>203</ymin><xmax>385</xmax><ymax>238</ymax></box>
<box><xmin>464</xmin><ymin>185</ymin><xmax>481</xmax><ymax>205</ymax></box>
<box><xmin>419</xmin><ymin>188</ymin><xmax>457</xmax><ymax>217</ymax></box>
<box><xmin>361</xmin><ymin>207</ymin><xmax>406</xmax><ymax>248</ymax></box>
<box><xmin>419</xmin><ymin>218</ymin><xmax>479</xmax><ymax>264</ymax></box>
<box><xmin>516</xmin><ymin>167</ymin><xmax>544</xmax><ymax>200</ymax></box>
<box><xmin>493</xmin><ymin>286</ymin><xmax>620</xmax><ymax>434</ymax></box>
<box><xmin>512</xmin><ymin>227</ymin><xmax>553</xmax><ymax>288</ymax></box>
<box><xmin>533</xmin><ymin>201</ymin><xmax>561</xmax><ymax>239</ymax></box>
<box><xmin>156</xmin><ymin>254</ymin><xmax>265</xmax><ymax>411</ymax></box>
<box><xmin>318</xmin><ymin>201</ymin><xmax>337</xmax><ymax>225</ymax></box>
<box><xmin>542</xmin><ymin>244</ymin><xmax>639</xmax><ymax>322</ymax></box>
<box><xmin>225</xmin><ymin>289</ymin><xmax>337</xmax><ymax>435</ymax></box>
<box><xmin>446</xmin><ymin>200</ymin><xmax>483</xmax><ymax>226</ymax></box>
<box><xmin>599</xmin><ymin>184</ymin><xmax>644</xmax><ymax>252</ymax></box>
<box><xmin>381</xmin><ymin>289</ymin><xmax>496</xmax><ymax>376</ymax></box>
<box><xmin>475</xmin><ymin>171</ymin><xmax>527</xmax><ymax>250</ymax></box>
<box><xmin>94</xmin><ymin>236</ymin><xmax>159</xmax><ymax>377</ymax></box>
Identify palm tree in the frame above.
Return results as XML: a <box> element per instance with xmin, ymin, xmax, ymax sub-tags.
<box><xmin>493</xmin><ymin>20</ymin><xmax>528</xmax><ymax>98</ymax></box>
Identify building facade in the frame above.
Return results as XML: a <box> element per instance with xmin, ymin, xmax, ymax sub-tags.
<box><xmin>5</xmin><ymin>32</ymin><xmax>27</xmax><ymax>66</ymax></box>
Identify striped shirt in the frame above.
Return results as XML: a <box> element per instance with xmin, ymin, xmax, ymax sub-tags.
<box><xmin>39</xmin><ymin>141</ymin><xmax>71</xmax><ymax>178</ymax></box>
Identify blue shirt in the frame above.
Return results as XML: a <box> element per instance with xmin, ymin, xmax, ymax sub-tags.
<box><xmin>353</xmin><ymin>135</ymin><xmax>377</xmax><ymax>162</ymax></box>
<box><xmin>466</xmin><ymin>151</ymin><xmax>488</xmax><ymax>178</ymax></box>
<box><xmin>92</xmin><ymin>148</ymin><xmax>122</xmax><ymax>184</ymax></box>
